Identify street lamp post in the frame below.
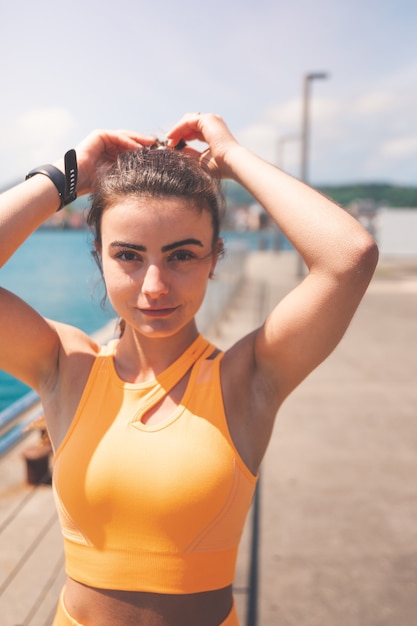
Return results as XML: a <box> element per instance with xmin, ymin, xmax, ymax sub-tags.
<box><xmin>297</xmin><ymin>71</ymin><xmax>329</xmax><ymax>277</ymax></box>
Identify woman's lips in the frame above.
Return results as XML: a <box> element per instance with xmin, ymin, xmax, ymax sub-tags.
<box><xmin>139</xmin><ymin>306</ymin><xmax>179</xmax><ymax>318</ymax></box>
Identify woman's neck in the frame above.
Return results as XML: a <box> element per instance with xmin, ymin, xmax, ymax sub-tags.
<box><xmin>113</xmin><ymin>322</ymin><xmax>200</xmax><ymax>384</ymax></box>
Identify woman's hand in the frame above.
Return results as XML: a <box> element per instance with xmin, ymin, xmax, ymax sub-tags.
<box><xmin>64</xmin><ymin>130</ymin><xmax>157</xmax><ymax>196</ymax></box>
<box><xmin>166</xmin><ymin>113</ymin><xmax>240</xmax><ymax>179</ymax></box>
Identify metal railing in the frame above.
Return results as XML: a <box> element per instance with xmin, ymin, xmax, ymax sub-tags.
<box><xmin>0</xmin><ymin>390</ymin><xmax>43</xmax><ymax>457</ymax></box>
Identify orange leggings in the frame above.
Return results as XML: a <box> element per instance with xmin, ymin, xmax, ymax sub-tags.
<box><xmin>53</xmin><ymin>588</ymin><xmax>239</xmax><ymax>626</ymax></box>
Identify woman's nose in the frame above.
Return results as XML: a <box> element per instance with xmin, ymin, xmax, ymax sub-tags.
<box><xmin>142</xmin><ymin>264</ymin><xmax>169</xmax><ymax>297</ymax></box>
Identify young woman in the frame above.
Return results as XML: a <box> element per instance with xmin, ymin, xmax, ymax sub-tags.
<box><xmin>0</xmin><ymin>113</ymin><xmax>378</xmax><ymax>626</ymax></box>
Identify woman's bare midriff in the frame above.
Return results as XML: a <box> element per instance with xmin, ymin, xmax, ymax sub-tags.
<box><xmin>64</xmin><ymin>577</ymin><xmax>233</xmax><ymax>626</ymax></box>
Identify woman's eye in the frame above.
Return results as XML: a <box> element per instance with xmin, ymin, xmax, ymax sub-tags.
<box><xmin>115</xmin><ymin>251</ymin><xmax>141</xmax><ymax>262</ymax></box>
<box><xmin>169</xmin><ymin>250</ymin><xmax>195</xmax><ymax>262</ymax></box>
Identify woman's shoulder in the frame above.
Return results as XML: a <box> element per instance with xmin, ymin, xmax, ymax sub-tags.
<box><xmin>52</xmin><ymin>319</ymin><xmax>120</xmax><ymax>358</ymax></box>
<box><xmin>50</xmin><ymin>320</ymin><xmax>102</xmax><ymax>358</ymax></box>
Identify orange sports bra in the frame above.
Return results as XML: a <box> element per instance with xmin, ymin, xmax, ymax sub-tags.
<box><xmin>52</xmin><ymin>334</ymin><xmax>258</xmax><ymax>594</ymax></box>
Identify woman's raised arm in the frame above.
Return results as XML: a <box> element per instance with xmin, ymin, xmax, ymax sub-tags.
<box><xmin>0</xmin><ymin>129</ymin><xmax>156</xmax><ymax>392</ymax></box>
<box><xmin>168</xmin><ymin>113</ymin><xmax>379</xmax><ymax>402</ymax></box>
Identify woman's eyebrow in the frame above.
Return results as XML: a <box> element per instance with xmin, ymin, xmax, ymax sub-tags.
<box><xmin>161</xmin><ymin>238</ymin><xmax>204</xmax><ymax>252</ymax></box>
<box><xmin>110</xmin><ymin>241</ymin><xmax>146</xmax><ymax>251</ymax></box>
<box><xmin>109</xmin><ymin>238</ymin><xmax>204</xmax><ymax>253</ymax></box>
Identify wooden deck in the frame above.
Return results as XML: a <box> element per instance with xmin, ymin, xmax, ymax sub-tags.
<box><xmin>0</xmin><ymin>432</ymin><xmax>65</xmax><ymax>625</ymax></box>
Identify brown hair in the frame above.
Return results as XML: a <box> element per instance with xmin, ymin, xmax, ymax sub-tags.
<box><xmin>87</xmin><ymin>146</ymin><xmax>225</xmax><ymax>253</ymax></box>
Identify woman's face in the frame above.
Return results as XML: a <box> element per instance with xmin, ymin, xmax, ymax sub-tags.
<box><xmin>99</xmin><ymin>196</ymin><xmax>219</xmax><ymax>340</ymax></box>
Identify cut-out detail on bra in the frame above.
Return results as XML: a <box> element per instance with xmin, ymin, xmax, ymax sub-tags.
<box><xmin>135</xmin><ymin>381</ymin><xmax>188</xmax><ymax>427</ymax></box>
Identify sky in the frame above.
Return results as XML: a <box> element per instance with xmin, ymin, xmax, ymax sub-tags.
<box><xmin>1</xmin><ymin>0</ymin><xmax>417</xmax><ymax>188</ymax></box>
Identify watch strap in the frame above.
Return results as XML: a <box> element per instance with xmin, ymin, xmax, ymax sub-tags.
<box><xmin>26</xmin><ymin>149</ymin><xmax>78</xmax><ymax>211</ymax></box>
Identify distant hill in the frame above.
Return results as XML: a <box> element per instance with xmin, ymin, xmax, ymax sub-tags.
<box><xmin>223</xmin><ymin>180</ymin><xmax>417</xmax><ymax>208</ymax></box>
<box><xmin>318</xmin><ymin>183</ymin><xmax>417</xmax><ymax>208</ymax></box>
<box><xmin>2</xmin><ymin>178</ymin><xmax>417</xmax><ymax>209</ymax></box>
